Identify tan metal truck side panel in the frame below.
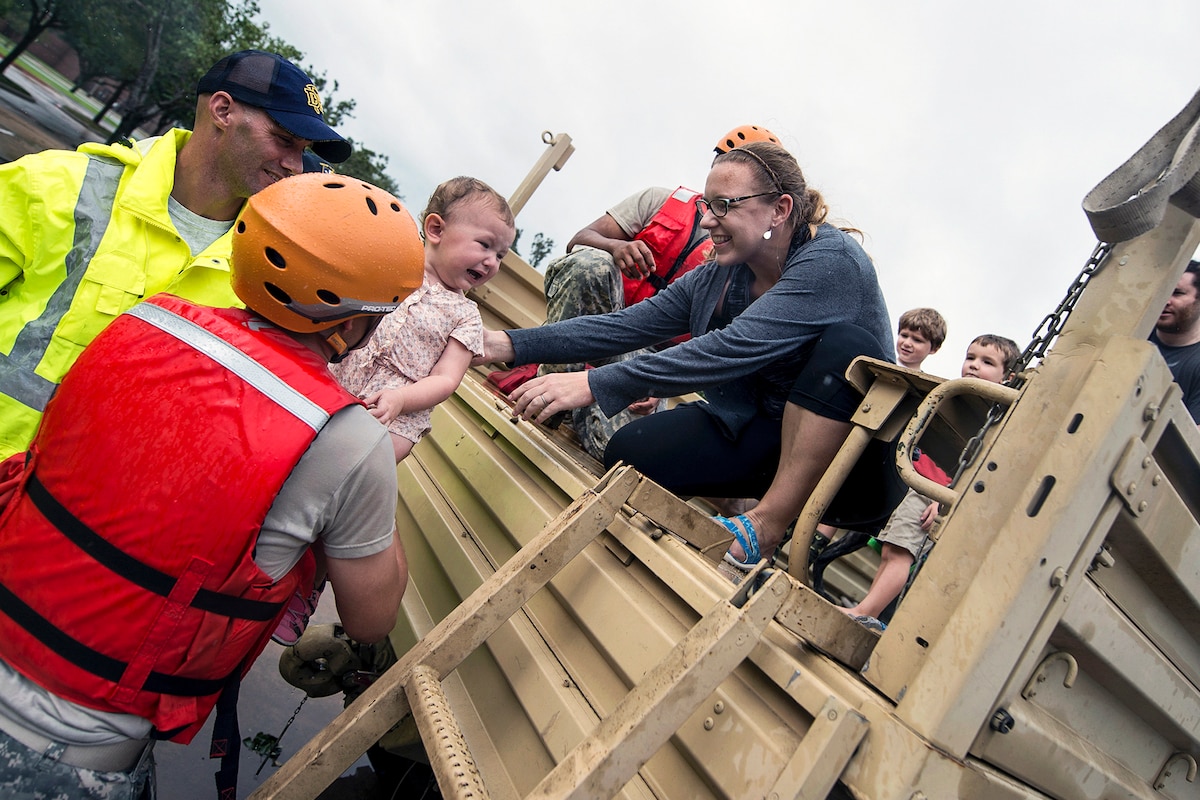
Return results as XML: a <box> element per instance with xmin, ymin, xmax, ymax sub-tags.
<box><xmin>253</xmin><ymin>118</ymin><xmax>1200</xmax><ymax>799</ymax></box>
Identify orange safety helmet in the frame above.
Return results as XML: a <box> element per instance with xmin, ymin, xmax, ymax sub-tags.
<box><xmin>714</xmin><ymin>125</ymin><xmax>780</xmax><ymax>155</ymax></box>
<box><xmin>232</xmin><ymin>173</ymin><xmax>425</xmax><ymax>335</ymax></box>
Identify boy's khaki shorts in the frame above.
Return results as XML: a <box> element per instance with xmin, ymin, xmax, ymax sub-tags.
<box><xmin>875</xmin><ymin>489</ymin><xmax>935</xmax><ymax>560</ymax></box>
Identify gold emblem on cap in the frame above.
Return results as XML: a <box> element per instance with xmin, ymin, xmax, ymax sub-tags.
<box><xmin>304</xmin><ymin>84</ymin><xmax>324</xmax><ymax>116</ymax></box>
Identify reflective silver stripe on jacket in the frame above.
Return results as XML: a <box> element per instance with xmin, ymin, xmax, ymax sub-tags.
<box><xmin>127</xmin><ymin>302</ymin><xmax>330</xmax><ymax>432</ymax></box>
<box><xmin>0</xmin><ymin>157</ymin><xmax>124</xmax><ymax>411</ymax></box>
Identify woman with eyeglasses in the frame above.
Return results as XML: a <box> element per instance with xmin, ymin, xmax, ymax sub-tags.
<box><xmin>481</xmin><ymin>141</ymin><xmax>898</xmax><ymax>570</ymax></box>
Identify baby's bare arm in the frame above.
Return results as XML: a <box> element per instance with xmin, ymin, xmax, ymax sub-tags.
<box><xmin>396</xmin><ymin>338</ymin><xmax>473</xmax><ymax>414</ymax></box>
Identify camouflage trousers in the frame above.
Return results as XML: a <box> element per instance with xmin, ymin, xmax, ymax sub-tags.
<box><xmin>542</xmin><ymin>248</ymin><xmax>663</xmax><ymax>461</ymax></box>
<box><xmin>0</xmin><ymin>729</ymin><xmax>155</xmax><ymax>800</ymax></box>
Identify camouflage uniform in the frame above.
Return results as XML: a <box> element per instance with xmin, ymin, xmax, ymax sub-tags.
<box><xmin>542</xmin><ymin>247</ymin><xmax>663</xmax><ymax>460</ymax></box>
<box><xmin>0</xmin><ymin>730</ymin><xmax>155</xmax><ymax>799</ymax></box>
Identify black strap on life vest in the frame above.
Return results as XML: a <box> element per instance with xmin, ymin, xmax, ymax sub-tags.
<box><xmin>0</xmin><ymin>471</ymin><xmax>285</xmax><ymax>697</ymax></box>
<box><xmin>25</xmin><ymin>472</ymin><xmax>283</xmax><ymax>621</ymax></box>
<box><xmin>0</xmin><ymin>579</ymin><xmax>229</xmax><ymax>696</ymax></box>
<box><xmin>647</xmin><ymin>205</ymin><xmax>710</xmax><ymax>293</ymax></box>
<box><xmin>210</xmin><ymin>670</ymin><xmax>244</xmax><ymax>800</ymax></box>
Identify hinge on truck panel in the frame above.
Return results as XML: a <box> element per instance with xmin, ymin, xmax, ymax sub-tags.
<box><xmin>1109</xmin><ymin>437</ymin><xmax>1164</xmax><ymax>518</ymax></box>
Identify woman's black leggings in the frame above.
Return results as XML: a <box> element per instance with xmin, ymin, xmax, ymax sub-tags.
<box><xmin>603</xmin><ymin>323</ymin><xmax>900</xmax><ymax>526</ymax></box>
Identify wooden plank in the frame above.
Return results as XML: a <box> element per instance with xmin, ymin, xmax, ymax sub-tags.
<box><xmin>249</xmin><ymin>466</ymin><xmax>642</xmax><ymax>800</ymax></box>
<box><xmin>526</xmin><ymin>571</ymin><xmax>791</xmax><ymax>800</ymax></box>
<box><xmin>768</xmin><ymin>695</ymin><xmax>870</xmax><ymax>799</ymax></box>
<box><xmin>507</xmin><ymin>132</ymin><xmax>574</xmax><ymax>216</ymax></box>
<box><xmin>406</xmin><ymin>664</ymin><xmax>491</xmax><ymax>800</ymax></box>
<box><xmin>773</xmin><ymin>581</ymin><xmax>879</xmax><ymax>670</ymax></box>
<box><xmin>624</xmin><ymin>478</ymin><xmax>732</xmax><ymax>563</ymax></box>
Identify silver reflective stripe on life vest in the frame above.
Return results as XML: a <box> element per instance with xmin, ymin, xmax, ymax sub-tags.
<box><xmin>126</xmin><ymin>303</ymin><xmax>331</xmax><ymax>432</ymax></box>
<box><xmin>0</xmin><ymin>157</ymin><xmax>124</xmax><ymax>411</ymax></box>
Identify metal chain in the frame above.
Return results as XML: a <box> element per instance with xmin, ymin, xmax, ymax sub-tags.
<box><xmin>247</xmin><ymin>694</ymin><xmax>309</xmax><ymax>775</ymax></box>
<box><xmin>948</xmin><ymin>241</ymin><xmax>1113</xmax><ymax>488</ymax></box>
<box><xmin>1011</xmin><ymin>241</ymin><xmax>1113</xmax><ymax>384</ymax></box>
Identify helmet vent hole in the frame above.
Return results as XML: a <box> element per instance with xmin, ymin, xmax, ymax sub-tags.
<box><xmin>390</xmin><ymin>202</ymin><xmax>401</xmax><ymax>212</ymax></box>
<box><xmin>236</xmin><ymin>220</ymin><xmax>246</xmax><ymax>233</ymax></box>
<box><xmin>317</xmin><ymin>289</ymin><xmax>341</xmax><ymax>305</ymax></box>
<box><xmin>265</xmin><ymin>247</ymin><xmax>286</xmax><ymax>269</ymax></box>
<box><xmin>264</xmin><ymin>282</ymin><xmax>292</xmax><ymax>305</ymax></box>
<box><xmin>391</xmin><ymin>295</ymin><xmax>400</xmax><ymax>302</ymax></box>
<box><xmin>365</xmin><ymin>197</ymin><xmax>378</xmax><ymax>215</ymax></box>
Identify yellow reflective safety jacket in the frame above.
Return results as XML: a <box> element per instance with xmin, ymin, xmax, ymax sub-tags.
<box><xmin>0</xmin><ymin>130</ymin><xmax>241</xmax><ymax>458</ymax></box>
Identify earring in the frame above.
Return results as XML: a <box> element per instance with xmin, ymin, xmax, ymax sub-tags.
<box><xmin>763</xmin><ymin>228</ymin><xmax>773</xmax><ymax>240</ymax></box>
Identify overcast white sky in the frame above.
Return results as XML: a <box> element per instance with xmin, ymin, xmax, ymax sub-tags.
<box><xmin>257</xmin><ymin>0</ymin><xmax>1199</xmax><ymax>376</ymax></box>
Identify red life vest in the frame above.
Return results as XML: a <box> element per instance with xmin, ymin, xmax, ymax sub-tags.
<box><xmin>0</xmin><ymin>294</ymin><xmax>356</xmax><ymax>742</ymax></box>
<box><xmin>621</xmin><ymin>186</ymin><xmax>712</xmax><ymax>307</ymax></box>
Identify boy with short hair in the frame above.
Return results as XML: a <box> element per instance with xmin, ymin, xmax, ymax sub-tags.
<box><xmin>809</xmin><ymin>306</ymin><xmax>950</xmax><ymax>562</ymax></box>
<box><xmin>895</xmin><ymin>307</ymin><xmax>947</xmax><ymax>370</ymax></box>
<box><xmin>842</xmin><ymin>334</ymin><xmax>1020</xmax><ymax>629</ymax></box>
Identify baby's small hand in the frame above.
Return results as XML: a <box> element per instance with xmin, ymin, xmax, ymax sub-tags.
<box><xmin>364</xmin><ymin>389</ymin><xmax>405</xmax><ymax>424</ymax></box>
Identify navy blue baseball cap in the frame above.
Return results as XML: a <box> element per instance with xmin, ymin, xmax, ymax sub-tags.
<box><xmin>197</xmin><ymin>50</ymin><xmax>351</xmax><ymax>163</ymax></box>
<box><xmin>302</xmin><ymin>151</ymin><xmax>335</xmax><ymax>174</ymax></box>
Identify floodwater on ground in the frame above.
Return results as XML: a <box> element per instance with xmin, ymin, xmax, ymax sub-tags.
<box><xmin>155</xmin><ymin>595</ymin><xmax>385</xmax><ymax>799</ymax></box>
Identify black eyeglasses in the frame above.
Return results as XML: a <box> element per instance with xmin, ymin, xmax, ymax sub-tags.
<box><xmin>696</xmin><ymin>192</ymin><xmax>779</xmax><ymax>218</ymax></box>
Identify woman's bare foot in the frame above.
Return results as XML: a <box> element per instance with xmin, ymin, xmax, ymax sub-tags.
<box><xmin>722</xmin><ymin>509</ymin><xmax>784</xmax><ymax>564</ymax></box>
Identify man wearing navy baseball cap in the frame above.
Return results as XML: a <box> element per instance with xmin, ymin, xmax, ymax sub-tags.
<box><xmin>0</xmin><ymin>49</ymin><xmax>351</xmax><ymax>462</ymax></box>
<box><xmin>197</xmin><ymin>49</ymin><xmax>351</xmax><ymax>163</ymax></box>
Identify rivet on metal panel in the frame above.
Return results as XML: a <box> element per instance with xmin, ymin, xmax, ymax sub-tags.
<box><xmin>861</xmin><ymin>402</ymin><xmax>872</xmax><ymax>413</ymax></box>
<box><xmin>703</xmin><ymin>717</ymin><xmax>715</xmax><ymax>731</ymax></box>
<box><xmin>713</xmin><ymin>701</ymin><xmax>725</xmax><ymax>714</ymax></box>
<box><xmin>827</xmin><ymin>709</ymin><xmax>838</xmax><ymax>721</ymax></box>
<box><xmin>1153</xmin><ymin>473</ymin><xmax>1162</xmax><ymax>486</ymax></box>
<box><xmin>1138</xmin><ymin>501</ymin><xmax>1149</xmax><ymax>512</ymax></box>
<box><xmin>1126</xmin><ymin>482</ymin><xmax>1138</xmax><ymax>495</ymax></box>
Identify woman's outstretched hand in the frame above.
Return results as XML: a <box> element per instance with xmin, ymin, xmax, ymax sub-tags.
<box><xmin>509</xmin><ymin>371</ymin><xmax>595</xmax><ymax>423</ymax></box>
